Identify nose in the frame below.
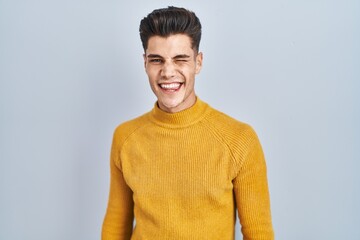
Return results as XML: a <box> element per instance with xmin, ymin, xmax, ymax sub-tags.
<box><xmin>161</xmin><ymin>61</ymin><xmax>176</xmax><ymax>79</ymax></box>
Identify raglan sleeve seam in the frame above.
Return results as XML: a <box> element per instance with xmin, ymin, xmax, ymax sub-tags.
<box><xmin>112</xmin><ymin>121</ymin><xmax>152</xmax><ymax>171</ymax></box>
<box><xmin>202</xmin><ymin>117</ymin><xmax>258</xmax><ymax>180</ymax></box>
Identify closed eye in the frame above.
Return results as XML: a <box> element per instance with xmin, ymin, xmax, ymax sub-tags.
<box><xmin>176</xmin><ymin>59</ymin><xmax>188</xmax><ymax>62</ymax></box>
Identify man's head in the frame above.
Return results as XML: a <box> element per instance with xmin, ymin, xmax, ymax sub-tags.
<box><xmin>140</xmin><ymin>7</ymin><xmax>203</xmax><ymax>113</ymax></box>
<box><xmin>139</xmin><ymin>6</ymin><xmax>202</xmax><ymax>53</ymax></box>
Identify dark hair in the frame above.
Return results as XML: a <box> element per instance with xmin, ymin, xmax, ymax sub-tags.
<box><xmin>139</xmin><ymin>6</ymin><xmax>202</xmax><ymax>52</ymax></box>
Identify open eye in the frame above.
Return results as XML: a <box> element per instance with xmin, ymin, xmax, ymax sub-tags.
<box><xmin>149</xmin><ymin>59</ymin><xmax>163</xmax><ymax>64</ymax></box>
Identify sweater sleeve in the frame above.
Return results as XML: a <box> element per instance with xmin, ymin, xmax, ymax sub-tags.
<box><xmin>233</xmin><ymin>129</ymin><xmax>274</xmax><ymax>240</ymax></box>
<box><xmin>102</xmin><ymin>133</ymin><xmax>134</xmax><ymax>240</ymax></box>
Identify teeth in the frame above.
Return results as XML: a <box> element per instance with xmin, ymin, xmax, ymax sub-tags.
<box><xmin>160</xmin><ymin>83</ymin><xmax>181</xmax><ymax>89</ymax></box>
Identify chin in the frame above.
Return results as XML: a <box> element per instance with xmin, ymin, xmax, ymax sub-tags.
<box><xmin>162</xmin><ymin>99</ymin><xmax>182</xmax><ymax>108</ymax></box>
<box><xmin>158</xmin><ymin>97</ymin><xmax>184</xmax><ymax>111</ymax></box>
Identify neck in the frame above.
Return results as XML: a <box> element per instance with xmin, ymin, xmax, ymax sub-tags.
<box><xmin>150</xmin><ymin>97</ymin><xmax>209</xmax><ymax>128</ymax></box>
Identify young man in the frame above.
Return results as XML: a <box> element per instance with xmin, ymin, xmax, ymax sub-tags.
<box><xmin>102</xmin><ymin>6</ymin><xmax>274</xmax><ymax>240</ymax></box>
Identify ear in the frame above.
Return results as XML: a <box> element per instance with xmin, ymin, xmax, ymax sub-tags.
<box><xmin>143</xmin><ymin>53</ymin><xmax>147</xmax><ymax>69</ymax></box>
<box><xmin>195</xmin><ymin>52</ymin><xmax>203</xmax><ymax>74</ymax></box>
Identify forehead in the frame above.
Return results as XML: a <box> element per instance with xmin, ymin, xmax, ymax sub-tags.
<box><xmin>146</xmin><ymin>34</ymin><xmax>194</xmax><ymax>56</ymax></box>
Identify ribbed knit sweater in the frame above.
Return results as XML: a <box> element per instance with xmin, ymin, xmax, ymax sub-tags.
<box><xmin>102</xmin><ymin>98</ymin><xmax>274</xmax><ymax>240</ymax></box>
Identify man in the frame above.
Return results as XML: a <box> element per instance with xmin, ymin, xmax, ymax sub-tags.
<box><xmin>102</xmin><ymin>6</ymin><xmax>274</xmax><ymax>240</ymax></box>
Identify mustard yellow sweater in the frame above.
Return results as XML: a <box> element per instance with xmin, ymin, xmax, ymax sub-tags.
<box><xmin>102</xmin><ymin>98</ymin><xmax>274</xmax><ymax>240</ymax></box>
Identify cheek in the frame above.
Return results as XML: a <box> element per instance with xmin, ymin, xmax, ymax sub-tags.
<box><xmin>179</xmin><ymin>65</ymin><xmax>196</xmax><ymax>77</ymax></box>
<box><xmin>146</xmin><ymin>68</ymin><xmax>157</xmax><ymax>80</ymax></box>
<box><xmin>178</xmin><ymin>69</ymin><xmax>185</xmax><ymax>76</ymax></box>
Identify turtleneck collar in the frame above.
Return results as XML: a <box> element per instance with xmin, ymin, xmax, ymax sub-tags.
<box><xmin>149</xmin><ymin>98</ymin><xmax>210</xmax><ymax>128</ymax></box>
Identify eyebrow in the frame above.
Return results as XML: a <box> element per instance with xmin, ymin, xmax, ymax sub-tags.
<box><xmin>147</xmin><ymin>54</ymin><xmax>163</xmax><ymax>58</ymax></box>
<box><xmin>146</xmin><ymin>54</ymin><xmax>191</xmax><ymax>59</ymax></box>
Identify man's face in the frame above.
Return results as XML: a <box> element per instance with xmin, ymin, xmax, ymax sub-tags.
<box><xmin>144</xmin><ymin>34</ymin><xmax>203</xmax><ymax>113</ymax></box>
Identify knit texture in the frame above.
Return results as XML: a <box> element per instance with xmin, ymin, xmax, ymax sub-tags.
<box><xmin>102</xmin><ymin>98</ymin><xmax>274</xmax><ymax>240</ymax></box>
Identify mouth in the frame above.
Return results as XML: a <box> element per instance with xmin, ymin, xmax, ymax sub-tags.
<box><xmin>159</xmin><ymin>82</ymin><xmax>183</xmax><ymax>92</ymax></box>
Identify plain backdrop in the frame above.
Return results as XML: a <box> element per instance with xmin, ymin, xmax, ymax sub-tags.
<box><xmin>1</xmin><ymin>0</ymin><xmax>359</xmax><ymax>239</ymax></box>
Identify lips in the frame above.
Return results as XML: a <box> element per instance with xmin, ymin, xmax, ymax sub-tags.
<box><xmin>159</xmin><ymin>82</ymin><xmax>183</xmax><ymax>91</ymax></box>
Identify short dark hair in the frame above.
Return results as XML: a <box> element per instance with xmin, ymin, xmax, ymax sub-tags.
<box><xmin>139</xmin><ymin>6</ymin><xmax>202</xmax><ymax>52</ymax></box>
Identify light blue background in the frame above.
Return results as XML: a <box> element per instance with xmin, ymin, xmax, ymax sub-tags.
<box><xmin>1</xmin><ymin>1</ymin><xmax>359</xmax><ymax>239</ymax></box>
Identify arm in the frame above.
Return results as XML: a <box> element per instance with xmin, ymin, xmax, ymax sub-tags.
<box><xmin>233</xmin><ymin>131</ymin><xmax>274</xmax><ymax>240</ymax></box>
<box><xmin>102</xmin><ymin>136</ymin><xmax>134</xmax><ymax>240</ymax></box>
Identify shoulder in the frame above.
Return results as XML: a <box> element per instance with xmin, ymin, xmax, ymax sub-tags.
<box><xmin>112</xmin><ymin>112</ymin><xmax>151</xmax><ymax>149</ymax></box>
<box><xmin>203</xmin><ymin>106</ymin><xmax>262</xmax><ymax>169</ymax></box>
<box><xmin>204</xmin><ymin>106</ymin><xmax>258</xmax><ymax>142</ymax></box>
